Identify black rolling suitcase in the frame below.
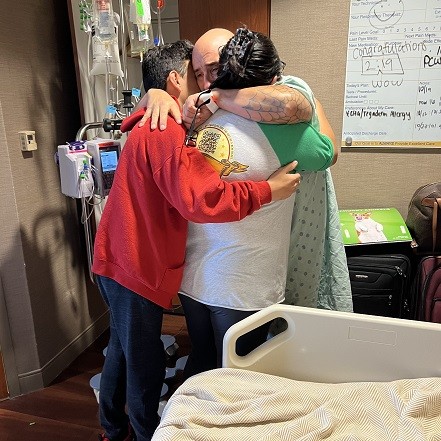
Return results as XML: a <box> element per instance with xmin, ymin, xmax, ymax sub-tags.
<box><xmin>347</xmin><ymin>254</ymin><xmax>411</xmax><ymax>318</ymax></box>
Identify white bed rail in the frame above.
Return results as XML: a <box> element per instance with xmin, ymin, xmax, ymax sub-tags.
<box><xmin>223</xmin><ymin>304</ymin><xmax>441</xmax><ymax>383</ymax></box>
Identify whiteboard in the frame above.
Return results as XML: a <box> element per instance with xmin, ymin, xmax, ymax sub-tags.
<box><xmin>342</xmin><ymin>0</ymin><xmax>441</xmax><ymax>149</ymax></box>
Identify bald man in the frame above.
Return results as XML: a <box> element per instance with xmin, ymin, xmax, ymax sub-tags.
<box><xmin>136</xmin><ymin>29</ymin><xmax>352</xmax><ymax>373</ymax></box>
<box><xmin>138</xmin><ymin>28</ymin><xmax>315</xmax><ymax>130</ymax></box>
<box><xmin>138</xmin><ymin>28</ymin><xmax>351</xmax><ymax>303</ymax></box>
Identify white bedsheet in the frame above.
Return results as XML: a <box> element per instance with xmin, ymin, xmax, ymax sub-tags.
<box><xmin>152</xmin><ymin>368</ymin><xmax>441</xmax><ymax>441</ymax></box>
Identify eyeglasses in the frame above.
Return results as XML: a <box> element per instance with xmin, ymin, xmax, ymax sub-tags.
<box><xmin>184</xmin><ymin>89</ymin><xmax>212</xmax><ymax>147</ymax></box>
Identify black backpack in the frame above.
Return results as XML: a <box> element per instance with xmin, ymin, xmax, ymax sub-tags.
<box><xmin>406</xmin><ymin>182</ymin><xmax>441</xmax><ymax>254</ymax></box>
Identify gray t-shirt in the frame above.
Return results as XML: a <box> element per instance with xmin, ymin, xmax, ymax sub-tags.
<box><xmin>180</xmin><ymin>78</ymin><xmax>333</xmax><ymax>310</ymax></box>
<box><xmin>179</xmin><ymin>111</ymin><xmax>296</xmax><ymax>309</ymax></box>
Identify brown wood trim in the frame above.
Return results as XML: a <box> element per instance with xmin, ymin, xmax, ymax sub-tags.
<box><xmin>0</xmin><ymin>352</ymin><xmax>8</xmax><ymax>400</ymax></box>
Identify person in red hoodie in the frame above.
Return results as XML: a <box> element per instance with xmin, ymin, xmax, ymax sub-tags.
<box><xmin>92</xmin><ymin>40</ymin><xmax>300</xmax><ymax>441</ymax></box>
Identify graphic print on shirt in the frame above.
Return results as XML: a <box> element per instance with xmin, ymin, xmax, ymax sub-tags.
<box><xmin>195</xmin><ymin>124</ymin><xmax>248</xmax><ymax>177</ymax></box>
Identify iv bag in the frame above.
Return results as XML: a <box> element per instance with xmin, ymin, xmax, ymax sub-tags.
<box><xmin>125</xmin><ymin>2</ymin><xmax>154</xmax><ymax>58</ymax></box>
<box><xmin>93</xmin><ymin>0</ymin><xmax>117</xmax><ymax>43</ymax></box>
<box><xmin>130</xmin><ymin>0</ymin><xmax>151</xmax><ymax>27</ymax></box>
<box><xmin>90</xmin><ymin>35</ymin><xmax>124</xmax><ymax>77</ymax></box>
<box><xmin>128</xmin><ymin>24</ymin><xmax>154</xmax><ymax>57</ymax></box>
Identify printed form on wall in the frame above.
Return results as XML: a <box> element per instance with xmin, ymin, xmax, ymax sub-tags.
<box><xmin>342</xmin><ymin>0</ymin><xmax>441</xmax><ymax>149</ymax></box>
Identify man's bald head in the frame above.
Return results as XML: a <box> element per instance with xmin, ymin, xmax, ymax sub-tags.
<box><xmin>192</xmin><ymin>28</ymin><xmax>234</xmax><ymax>90</ymax></box>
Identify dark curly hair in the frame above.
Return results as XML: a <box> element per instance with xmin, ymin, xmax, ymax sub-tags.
<box><xmin>210</xmin><ymin>27</ymin><xmax>285</xmax><ymax>90</ymax></box>
<box><xmin>142</xmin><ymin>40</ymin><xmax>194</xmax><ymax>92</ymax></box>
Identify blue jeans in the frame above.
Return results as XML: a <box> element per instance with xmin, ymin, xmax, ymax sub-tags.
<box><xmin>178</xmin><ymin>294</ymin><xmax>270</xmax><ymax>379</ymax></box>
<box><xmin>97</xmin><ymin>275</ymin><xmax>165</xmax><ymax>441</ymax></box>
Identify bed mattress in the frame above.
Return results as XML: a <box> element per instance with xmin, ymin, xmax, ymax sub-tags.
<box><xmin>152</xmin><ymin>367</ymin><xmax>441</xmax><ymax>441</ymax></box>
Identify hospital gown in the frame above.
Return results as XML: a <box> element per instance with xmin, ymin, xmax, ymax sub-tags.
<box><xmin>280</xmin><ymin>76</ymin><xmax>353</xmax><ymax>312</ymax></box>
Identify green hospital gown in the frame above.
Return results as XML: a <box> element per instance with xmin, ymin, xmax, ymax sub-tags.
<box><xmin>278</xmin><ymin>76</ymin><xmax>353</xmax><ymax>312</ymax></box>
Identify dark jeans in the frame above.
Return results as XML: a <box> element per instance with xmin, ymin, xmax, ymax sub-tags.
<box><xmin>178</xmin><ymin>294</ymin><xmax>270</xmax><ymax>379</ymax></box>
<box><xmin>97</xmin><ymin>275</ymin><xmax>165</xmax><ymax>441</ymax></box>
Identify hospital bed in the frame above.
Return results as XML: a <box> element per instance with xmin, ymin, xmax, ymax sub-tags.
<box><xmin>152</xmin><ymin>304</ymin><xmax>441</xmax><ymax>441</ymax></box>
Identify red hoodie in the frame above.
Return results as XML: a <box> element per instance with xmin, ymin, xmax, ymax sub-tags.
<box><xmin>91</xmin><ymin>108</ymin><xmax>271</xmax><ymax>308</ymax></box>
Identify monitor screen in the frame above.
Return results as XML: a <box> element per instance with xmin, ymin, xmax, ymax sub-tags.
<box><xmin>100</xmin><ymin>150</ymin><xmax>118</xmax><ymax>172</ymax></box>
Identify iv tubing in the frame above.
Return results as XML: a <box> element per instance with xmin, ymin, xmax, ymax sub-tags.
<box><xmin>105</xmin><ymin>52</ymin><xmax>110</xmax><ymax>110</ymax></box>
<box><xmin>157</xmin><ymin>5</ymin><xmax>164</xmax><ymax>45</ymax></box>
<box><xmin>118</xmin><ymin>0</ymin><xmax>129</xmax><ymax>89</ymax></box>
<box><xmin>87</xmin><ymin>32</ymin><xmax>100</xmax><ymax>123</ymax></box>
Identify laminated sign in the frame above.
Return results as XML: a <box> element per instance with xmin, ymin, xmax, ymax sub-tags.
<box><xmin>339</xmin><ymin>208</ymin><xmax>412</xmax><ymax>245</ymax></box>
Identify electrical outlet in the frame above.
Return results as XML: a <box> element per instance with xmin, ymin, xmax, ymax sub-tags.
<box><xmin>19</xmin><ymin>131</ymin><xmax>37</xmax><ymax>151</ymax></box>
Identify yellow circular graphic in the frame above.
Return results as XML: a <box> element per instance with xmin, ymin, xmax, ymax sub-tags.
<box><xmin>195</xmin><ymin>124</ymin><xmax>248</xmax><ymax>177</ymax></box>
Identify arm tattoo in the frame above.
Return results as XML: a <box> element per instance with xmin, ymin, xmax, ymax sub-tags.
<box><xmin>242</xmin><ymin>85</ymin><xmax>312</xmax><ymax>124</ymax></box>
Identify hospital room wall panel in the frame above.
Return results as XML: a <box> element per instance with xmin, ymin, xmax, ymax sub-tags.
<box><xmin>0</xmin><ymin>101</ymin><xmax>38</xmax><ymax>397</ymax></box>
<box><xmin>0</xmin><ymin>1</ymin><xmax>108</xmax><ymax>396</ymax></box>
<box><xmin>271</xmin><ymin>0</ymin><xmax>441</xmax><ymax>217</ymax></box>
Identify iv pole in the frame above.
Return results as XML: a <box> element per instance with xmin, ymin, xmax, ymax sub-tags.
<box><xmin>76</xmin><ymin>122</ymin><xmax>103</xmax><ymax>285</ymax></box>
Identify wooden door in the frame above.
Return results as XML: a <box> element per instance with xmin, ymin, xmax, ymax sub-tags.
<box><xmin>178</xmin><ymin>0</ymin><xmax>271</xmax><ymax>42</ymax></box>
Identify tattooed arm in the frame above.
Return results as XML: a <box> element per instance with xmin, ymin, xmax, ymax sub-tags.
<box><xmin>137</xmin><ymin>78</ymin><xmax>314</xmax><ymax>130</ymax></box>
<box><xmin>211</xmin><ymin>85</ymin><xmax>312</xmax><ymax>124</ymax></box>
